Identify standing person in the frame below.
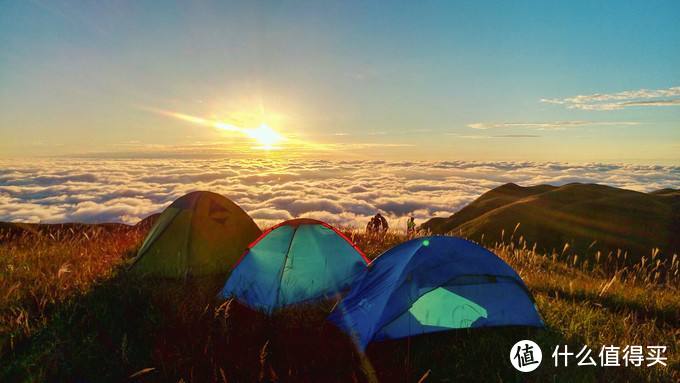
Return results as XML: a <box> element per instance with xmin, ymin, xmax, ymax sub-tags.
<box><xmin>376</xmin><ymin>213</ymin><xmax>388</xmax><ymax>233</ymax></box>
<box><xmin>407</xmin><ymin>215</ymin><xmax>416</xmax><ymax>237</ymax></box>
<box><xmin>366</xmin><ymin>215</ymin><xmax>377</xmax><ymax>234</ymax></box>
<box><xmin>367</xmin><ymin>214</ymin><xmax>382</xmax><ymax>234</ymax></box>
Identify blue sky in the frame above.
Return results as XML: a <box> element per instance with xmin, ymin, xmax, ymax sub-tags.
<box><xmin>1</xmin><ymin>1</ymin><xmax>679</xmax><ymax>163</ymax></box>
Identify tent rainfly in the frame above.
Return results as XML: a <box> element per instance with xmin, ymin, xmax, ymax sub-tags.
<box><xmin>130</xmin><ymin>191</ymin><xmax>261</xmax><ymax>278</ymax></box>
<box><xmin>218</xmin><ymin>218</ymin><xmax>368</xmax><ymax>313</ymax></box>
<box><xmin>328</xmin><ymin>236</ymin><xmax>544</xmax><ymax>349</ymax></box>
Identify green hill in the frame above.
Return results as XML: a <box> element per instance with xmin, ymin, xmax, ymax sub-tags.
<box><xmin>422</xmin><ymin>183</ymin><xmax>680</xmax><ymax>261</ymax></box>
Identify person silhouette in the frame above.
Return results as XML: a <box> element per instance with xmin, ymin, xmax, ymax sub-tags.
<box><xmin>407</xmin><ymin>216</ymin><xmax>416</xmax><ymax>236</ymax></box>
<box><xmin>376</xmin><ymin>213</ymin><xmax>388</xmax><ymax>233</ymax></box>
<box><xmin>367</xmin><ymin>213</ymin><xmax>388</xmax><ymax>234</ymax></box>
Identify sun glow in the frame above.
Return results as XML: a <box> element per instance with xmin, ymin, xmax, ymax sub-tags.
<box><xmin>246</xmin><ymin>123</ymin><xmax>283</xmax><ymax>150</ymax></box>
<box><xmin>148</xmin><ymin>108</ymin><xmax>287</xmax><ymax>150</ymax></box>
<box><xmin>146</xmin><ymin>106</ymin><xmax>343</xmax><ymax>155</ymax></box>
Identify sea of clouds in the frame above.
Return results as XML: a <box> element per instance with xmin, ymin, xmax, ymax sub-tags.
<box><xmin>1</xmin><ymin>158</ymin><xmax>678</xmax><ymax>229</ymax></box>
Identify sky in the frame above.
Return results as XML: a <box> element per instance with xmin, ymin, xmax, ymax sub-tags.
<box><xmin>1</xmin><ymin>1</ymin><xmax>679</xmax><ymax>163</ymax></box>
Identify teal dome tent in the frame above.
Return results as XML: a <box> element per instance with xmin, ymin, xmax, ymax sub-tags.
<box><xmin>219</xmin><ymin>218</ymin><xmax>368</xmax><ymax>313</ymax></box>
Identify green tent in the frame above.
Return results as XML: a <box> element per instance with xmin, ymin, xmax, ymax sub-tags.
<box><xmin>130</xmin><ymin>191</ymin><xmax>261</xmax><ymax>278</ymax></box>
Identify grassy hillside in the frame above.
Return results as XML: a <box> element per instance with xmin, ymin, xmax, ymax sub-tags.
<box><xmin>1</xmin><ymin>221</ymin><xmax>677</xmax><ymax>382</ymax></box>
<box><xmin>422</xmin><ymin>184</ymin><xmax>557</xmax><ymax>234</ymax></box>
<box><xmin>422</xmin><ymin>183</ymin><xmax>680</xmax><ymax>263</ymax></box>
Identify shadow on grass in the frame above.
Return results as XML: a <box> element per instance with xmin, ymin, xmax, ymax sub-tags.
<box><xmin>2</xmin><ymin>270</ymin><xmax>598</xmax><ymax>383</ymax></box>
<box><xmin>1</xmin><ymin>269</ymin><xmax>159</xmax><ymax>382</ymax></box>
<box><xmin>1</xmin><ymin>270</ymin><xmax>363</xmax><ymax>382</ymax></box>
<box><xmin>365</xmin><ymin>325</ymin><xmax>592</xmax><ymax>383</ymax></box>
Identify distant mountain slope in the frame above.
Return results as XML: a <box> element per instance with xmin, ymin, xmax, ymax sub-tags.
<box><xmin>0</xmin><ymin>214</ymin><xmax>161</xmax><ymax>242</ymax></box>
<box><xmin>0</xmin><ymin>221</ymin><xmax>135</xmax><ymax>243</ymax></box>
<box><xmin>422</xmin><ymin>183</ymin><xmax>680</xmax><ymax>261</ymax></box>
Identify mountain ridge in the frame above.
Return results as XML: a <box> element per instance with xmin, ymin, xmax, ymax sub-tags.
<box><xmin>422</xmin><ymin>183</ymin><xmax>680</xmax><ymax>261</ymax></box>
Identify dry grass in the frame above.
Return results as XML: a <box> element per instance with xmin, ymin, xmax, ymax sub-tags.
<box><xmin>0</xmin><ymin>225</ymin><xmax>146</xmax><ymax>355</ymax></box>
<box><xmin>0</xmin><ymin>224</ymin><xmax>678</xmax><ymax>382</ymax></box>
<box><xmin>490</xmin><ymin>238</ymin><xmax>678</xmax><ymax>382</ymax></box>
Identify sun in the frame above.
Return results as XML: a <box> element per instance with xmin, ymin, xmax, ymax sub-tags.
<box><xmin>246</xmin><ymin>123</ymin><xmax>284</xmax><ymax>150</ymax></box>
<box><xmin>146</xmin><ymin>108</ymin><xmax>290</xmax><ymax>151</ymax></box>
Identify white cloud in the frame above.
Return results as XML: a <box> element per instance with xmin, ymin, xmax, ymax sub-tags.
<box><xmin>541</xmin><ymin>86</ymin><xmax>680</xmax><ymax>111</ymax></box>
<box><xmin>468</xmin><ymin>121</ymin><xmax>639</xmax><ymax>130</ymax></box>
<box><xmin>621</xmin><ymin>99</ymin><xmax>680</xmax><ymax>107</ymax></box>
<box><xmin>0</xmin><ymin>159</ymin><xmax>678</xmax><ymax>227</ymax></box>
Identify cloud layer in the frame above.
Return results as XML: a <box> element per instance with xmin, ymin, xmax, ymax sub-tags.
<box><xmin>541</xmin><ymin>86</ymin><xmax>680</xmax><ymax>111</ymax></box>
<box><xmin>1</xmin><ymin>159</ymin><xmax>678</xmax><ymax>229</ymax></box>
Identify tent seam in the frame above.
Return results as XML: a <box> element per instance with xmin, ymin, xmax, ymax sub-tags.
<box><xmin>273</xmin><ymin>225</ymin><xmax>299</xmax><ymax>311</ymax></box>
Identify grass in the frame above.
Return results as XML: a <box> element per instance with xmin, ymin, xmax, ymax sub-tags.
<box><xmin>0</xmin><ymin>224</ymin><xmax>678</xmax><ymax>382</ymax></box>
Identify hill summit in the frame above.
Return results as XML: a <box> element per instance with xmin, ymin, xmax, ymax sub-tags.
<box><xmin>421</xmin><ymin>183</ymin><xmax>680</xmax><ymax>261</ymax></box>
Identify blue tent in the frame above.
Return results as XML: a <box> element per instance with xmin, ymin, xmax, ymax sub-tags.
<box><xmin>218</xmin><ymin>218</ymin><xmax>368</xmax><ymax>313</ymax></box>
<box><xmin>328</xmin><ymin>236</ymin><xmax>544</xmax><ymax>349</ymax></box>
